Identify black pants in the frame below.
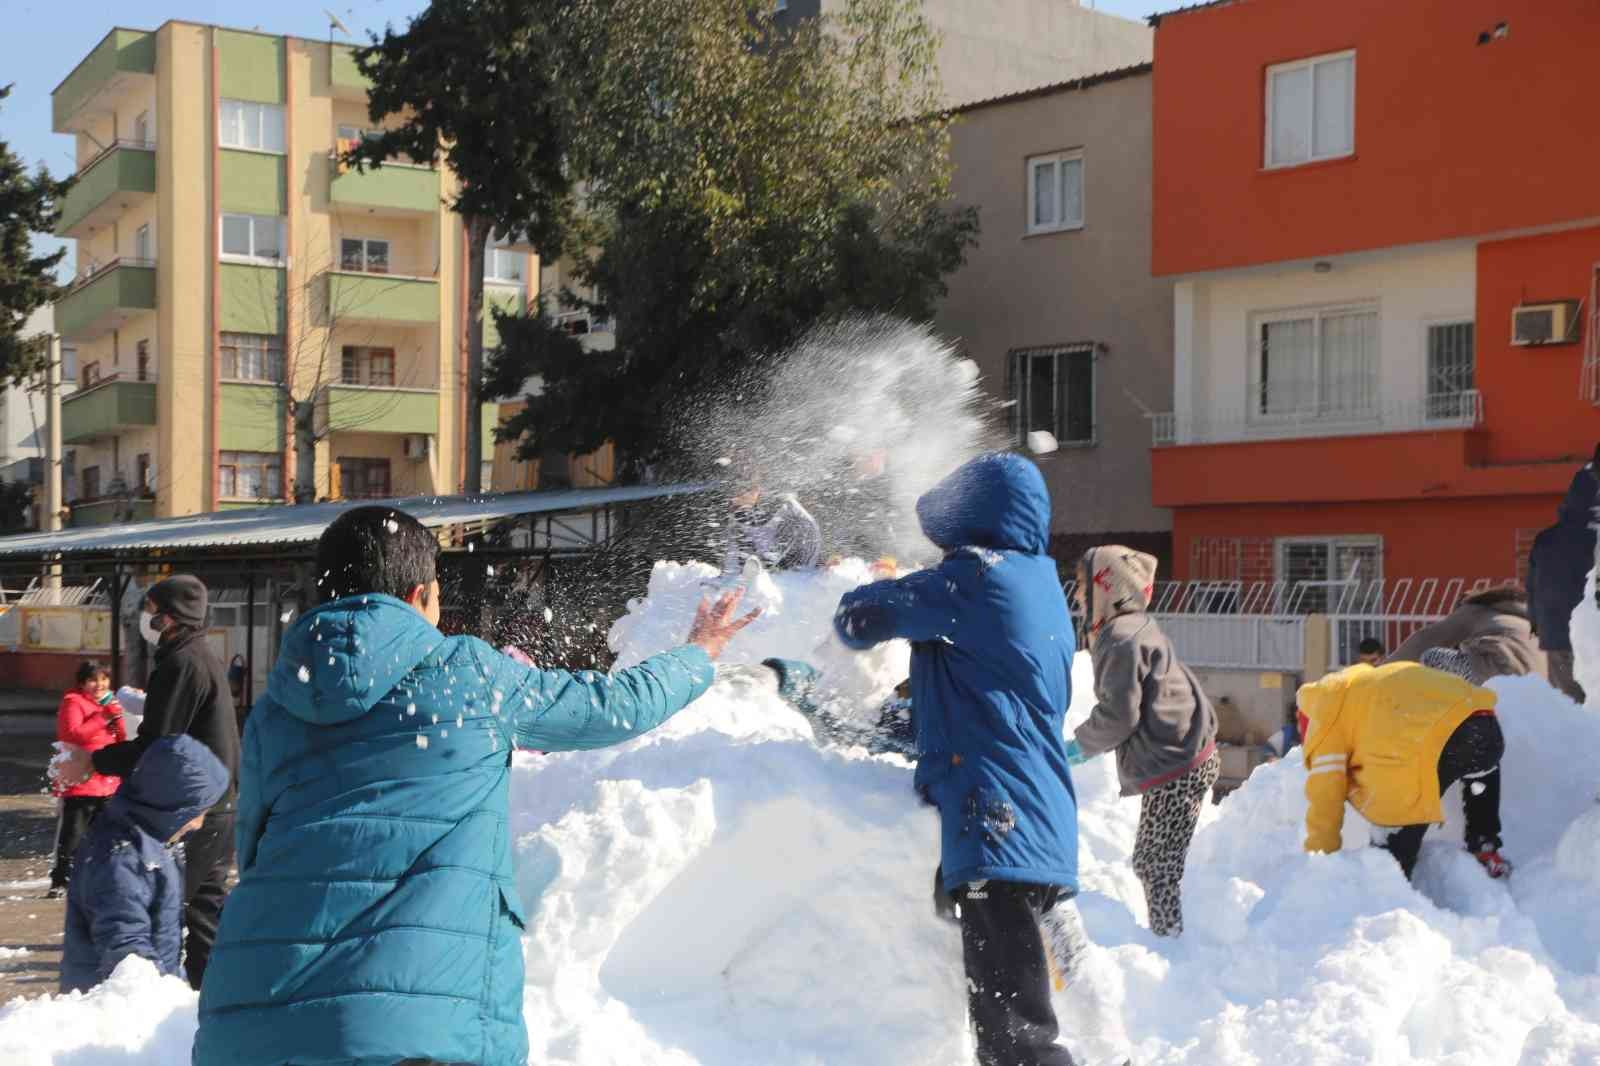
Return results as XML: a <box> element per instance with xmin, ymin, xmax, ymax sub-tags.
<box><xmin>49</xmin><ymin>795</ymin><xmax>109</xmax><ymax>889</ymax></box>
<box><xmin>955</xmin><ymin>881</ymin><xmax>1078</xmax><ymax>1066</ymax></box>
<box><xmin>181</xmin><ymin>807</ymin><xmax>236</xmax><ymax>990</ymax></box>
<box><xmin>1385</xmin><ymin>714</ymin><xmax>1504</xmax><ymax>878</ymax></box>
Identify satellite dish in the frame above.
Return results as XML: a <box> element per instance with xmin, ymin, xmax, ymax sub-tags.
<box><xmin>324</xmin><ymin>8</ymin><xmax>353</xmax><ymax>37</ymax></box>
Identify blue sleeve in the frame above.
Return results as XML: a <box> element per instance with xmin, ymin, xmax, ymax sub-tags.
<box><xmin>235</xmin><ymin>713</ymin><xmax>266</xmax><ymax>875</ymax></box>
<box><xmin>88</xmin><ymin>851</ymin><xmax>159</xmax><ymax>983</ymax></box>
<box><xmin>833</xmin><ymin>568</ymin><xmax>960</xmax><ymax>650</ymax></box>
<box><xmin>487</xmin><ymin>644</ymin><xmax>717</xmax><ymax>752</ymax></box>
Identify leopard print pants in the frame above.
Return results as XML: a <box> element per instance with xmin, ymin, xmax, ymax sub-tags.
<box><xmin>1131</xmin><ymin>750</ymin><xmax>1221</xmax><ymax>937</ymax></box>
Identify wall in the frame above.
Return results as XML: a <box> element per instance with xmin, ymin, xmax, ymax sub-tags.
<box><xmin>1152</xmin><ymin>0</ymin><xmax>1600</xmax><ymax>276</ymax></box>
<box><xmin>936</xmin><ymin>71</ymin><xmax>1171</xmax><ymax>542</ymax></box>
<box><xmin>1174</xmin><ymin>242</ymin><xmax>1475</xmax><ymax>435</ymax></box>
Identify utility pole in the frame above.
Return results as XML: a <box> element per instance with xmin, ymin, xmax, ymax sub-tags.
<box><xmin>44</xmin><ymin>333</ymin><xmax>63</xmax><ymax>590</ymax></box>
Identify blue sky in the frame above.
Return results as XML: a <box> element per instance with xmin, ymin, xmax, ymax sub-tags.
<box><xmin>2</xmin><ymin>0</ymin><xmax>1166</xmax><ymax>272</ymax></box>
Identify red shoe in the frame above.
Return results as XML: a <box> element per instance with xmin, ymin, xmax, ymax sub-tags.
<box><xmin>1472</xmin><ymin>848</ymin><xmax>1513</xmax><ymax>879</ymax></box>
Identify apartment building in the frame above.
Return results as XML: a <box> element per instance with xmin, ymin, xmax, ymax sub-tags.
<box><xmin>775</xmin><ymin>0</ymin><xmax>1152</xmax><ymax>107</ymax></box>
<box><xmin>937</xmin><ymin>64</ymin><xmax>1173</xmax><ymax>568</ymax></box>
<box><xmin>1148</xmin><ymin>0</ymin><xmax>1600</xmax><ymax>589</ymax></box>
<box><xmin>51</xmin><ymin>24</ymin><xmax>532</xmax><ymax>525</ymax></box>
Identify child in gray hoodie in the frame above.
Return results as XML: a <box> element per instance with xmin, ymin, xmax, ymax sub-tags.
<box><xmin>1068</xmin><ymin>546</ymin><xmax>1219</xmax><ymax>937</ymax></box>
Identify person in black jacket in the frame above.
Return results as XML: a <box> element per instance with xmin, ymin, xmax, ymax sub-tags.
<box><xmin>1527</xmin><ymin>451</ymin><xmax>1599</xmax><ymax>703</ymax></box>
<box><xmin>56</xmin><ymin>574</ymin><xmax>240</xmax><ymax>989</ymax></box>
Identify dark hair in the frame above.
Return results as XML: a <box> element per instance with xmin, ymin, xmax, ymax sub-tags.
<box><xmin>314</xmin><ymin>506</ymin><xmax>439</xmax><ymax>605</ymax></box>
<box><xmin>76</xmin><ymin>660</ymin><xmax>110</xmax><ymax>686</ymax></box>
<box><xmin>1357</xmin><ymin>637</ymin><xmax>1385</xmax><ymax>656</ymax></box>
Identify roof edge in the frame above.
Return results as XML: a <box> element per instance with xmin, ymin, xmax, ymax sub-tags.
<box><xmin>1148</xmin><ymin>0</ymin><xmax>1239</xmax><ymax>28</ymax></box>
<box><xmin>945</xmin><ymin>62</ymin><xmax>1153</xmax><ymax>118</ymax></box>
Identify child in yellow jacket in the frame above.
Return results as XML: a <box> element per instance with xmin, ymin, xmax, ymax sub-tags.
<box><xmin>1297</xmin><ymin>647</ymin><xmax>1511</xmax><ymax>879</ymax></box>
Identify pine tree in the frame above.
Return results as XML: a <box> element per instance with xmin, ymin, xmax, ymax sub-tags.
<box><xmin>0</xmin><ymin>84</ymin><xmax>73</xmax><ymax>385</ymax></box>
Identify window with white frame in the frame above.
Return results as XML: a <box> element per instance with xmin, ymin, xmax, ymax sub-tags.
<box><xmin>220</xmin><ymin>332</ymin><xmax>284</xmax><ymax>382</ymax></box>
<box><xmin>1425</xmin><ymin>321</ymin><xmax>1475</xmax><ymax>422</ymax></box>
<box><xmin>219</xmin><ymin>99</ymin><xmax>286</xmax><ymax>153</ymax></box>
<box><xmin>1266</xmin><ymin>50</ymin><xmax>1354</xmax><ymax>168</ymax></box>
<box><xmin>1276</xmin><ymin>535</ymin><xmax>1382</xmax><ymax>615</ymax></box>
<box><xmin>1007</xmin><ymin>344</ymin><xmax>1096</xmax><ymax>446</ymax></box>
<box><xmin>1250</xmin><ymin>304</ymin><xmax>1377</xmax><ymax>423</ymax></box>
<box><xmin>220</xmin><ymin>213</ymin><xmax>284</xmax><ymax>263</ymax></box>
<box><xmin>340</xmin><ymin>237</ymin><xmax>390</xmax><ymax>274</ymax></box>
<box><xmin>486</xmin><ymin>245</ymin><xmax>524</xmax><ymax>284</ymax></box>
<box><xmin>218</xmin><ymin>451</ymin><xmax>283</xmax><ymax>499</ymax></box>
<box><xmin>1026</xmin><ymin>150</ymin><xmax>1084</xmax><ymax>235</ymax></box>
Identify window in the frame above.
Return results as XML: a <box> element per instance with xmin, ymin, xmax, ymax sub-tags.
<box><xmin>339</xmin><ymin>346</ymin><xmax>397</xmax><ymax>387</ymax></box>
<box><xmin>1251</xmin><ymin>305</ymin><xmax>1376</xmax><ymax>423</ymax></box>
<box><xmin>336</xmin><ymin>124</ymin><xmax>383</xmax><ymax>143</ymax></box>
<box><xmin>1276</xmin><ymin>536</ymin><xmax>1382</xmax><ymax>615</ymax></box>
<box><xmin>136</xmin><ymin>339</ymin><xmax>150</xmax><ymax>381</ymax></box>
<box><xmin>340</xmin><ymin>237</ymin><xmax>390</xmax><ymax>274</ymax></box>
<box><xmin>486</xmin><ymin>246</ymin><xmax>524</xmax><ymax>284</ymax></box>
<box><xmin>219</xmin><ymin>99</ymin><xmax>286</xmax><ymax>153</ymax></box>
<box><xmin>220</xmin><ymin>333</ymin><xmax>284</xmax><ymax>382</ymax></box>
<box><xmin>218</xmin><ymin>451</ymin><xmax>283</xmax><ymax>499</ymax></box>
<box><xmin>1007</xmin><ymin>344</ymin><xmax>1095</xmax><ymax>446</ymax></box>
<box><xmin>1426</xmin><ymin>322</ymin><xmax>1475</xmax><ymax>421</ymax></box>
<box><xmin>1026</xmin><ymin>150</ymin><xmax>1084</xmax><ymax>235</ymax></box>
<box><xmin>135</xmin><ymin>454</ymin><xmax>151</xmax><ymax>493</ymax></box>
<box><xmin>1266</xmin><ymin>51</ymin><xmax>1354</xmax><ymax>168</ymax></box>
<box><xmin>133</xmin><ymin>111</ymin><xmax>150</xmax><ymax>145</ymax></box>
<box><xmin>220</xmin><ymin>213</ymin><xmax>284</xmax><ymax>263</ymax></box>
<box><xmin>82</xmin><ymin>466</ymin><xmax>101</xmax><ymax>500</ymax></box>
<box><xmin>134</xmin><ymin>223</ymin><xmax>151</xmax><ymax>261</ymax></box>
<box><xmin>338</xmin><ymin>457</ymin><xmax>392</xmax><ymax>499</ymax></box>
<box><xmin>81</xmin><ymin>361</ymin><xmax>101</xmax><ymax>388</ymax></box>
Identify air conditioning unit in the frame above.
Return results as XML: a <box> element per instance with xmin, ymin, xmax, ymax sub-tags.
<box><xmin>1511</xmin><ymin>300</ymin><xmax>1579</xmax><ymax>347</ymax></box>
<box><xmin>402</xmin><ymin>434</ymin><xmax>431</xmax><ymax>461</ymax></box>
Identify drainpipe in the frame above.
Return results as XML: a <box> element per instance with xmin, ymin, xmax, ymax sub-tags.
<box><xmin>44</xmin><ymin>334</ymin><xmax>64</xmax><ymax>591</ymax></box>
<box><xmin>282</xmin><ymin>37</ymin><xmax>296</xmax><ymax>502</ymax></box>
<box><xmin>209</xmin><ymin>28</ymin><xmax>221</xmax><ymax>511</ymax></box>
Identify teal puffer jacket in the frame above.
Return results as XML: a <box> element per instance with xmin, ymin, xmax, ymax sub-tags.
<box><xmin>193</xmin><ymin>594</ymin><xmax>713</xmax><ymax>1066</ymax></box>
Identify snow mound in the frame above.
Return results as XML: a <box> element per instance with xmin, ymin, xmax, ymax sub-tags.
<box><xmin>6</xmin><ymin>565</ymin><xmax>1600</xmax><ymax>1065</ymax></box>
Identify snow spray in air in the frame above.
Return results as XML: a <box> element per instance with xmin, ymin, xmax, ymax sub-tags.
<box><xmin>692</xmin><ymin>315</ymin><xmax>1003</xmax><ymax>566</ymax></box>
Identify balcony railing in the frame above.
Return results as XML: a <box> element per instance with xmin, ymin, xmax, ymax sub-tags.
<box><xmin>57</xmin><ymin>258</ymin><xmax>157</xmax><ymax>341</ymax></box>
<box><xmin>1151</xmin><ymin>390</ymin><xmax>1483</xmax><ymax>447</ymax></box>
<box><xmin>324</xmin><ymin>269</ymin><xmax>440</xmax><ymax>326</ymax></box>
<box><xmin>57</xmin><ymin>140</ymin><xmax>157</xmax><ymax>236</ymax></box>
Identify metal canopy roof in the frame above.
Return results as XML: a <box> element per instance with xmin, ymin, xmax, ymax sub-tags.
<box><xmin>0</xmin><ymin>483</ymin><xmax>704</xmax><ymax>562</ymax></box>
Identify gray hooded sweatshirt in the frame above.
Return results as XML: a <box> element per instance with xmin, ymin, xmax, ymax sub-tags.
<box><xmin>1075</xmin><ymin>546</ymin><xmax>1217</xmax><ymax>796</ymax></box>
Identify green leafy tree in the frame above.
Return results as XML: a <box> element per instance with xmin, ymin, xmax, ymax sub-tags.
<box><xmin>0</xmin><ymin>84</ymin><xmax>73</xmax><ymax>385</ymax></box>
<box><xmin>348</xmin><ymin>1</ymin><xmax>576</xmax><ymax>493</ymax></box>
<box><xmin>485</xmin><ymin>0</ymin><xmax>978</xmax><ymax>473</ymax></box>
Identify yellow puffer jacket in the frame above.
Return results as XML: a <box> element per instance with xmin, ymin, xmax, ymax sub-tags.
<box><xmin>1299</xmin><ymin>662</ymin><xmax>1496</xmax><ymax>853</ymax></box>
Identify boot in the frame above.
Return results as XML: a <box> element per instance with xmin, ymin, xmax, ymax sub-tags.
<box><xmin>1471</xmin><ymin>847</ymin><xmax>1513</xmax><ymax>879</ymax></box>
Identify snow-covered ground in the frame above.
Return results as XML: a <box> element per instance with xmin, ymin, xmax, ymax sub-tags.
<box><xmin>5</xmin><ymin>560</ymin><xmax>1600</xmax><ymax>1065</ymax></box>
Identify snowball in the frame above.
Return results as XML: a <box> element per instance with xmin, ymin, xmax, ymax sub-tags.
<box><xmin>415</xmin><ymin>735</ymin><xmax>428</xmax><ymax>750</ymax></box>
<box><xmin>296</xmin><ymin>665</ymin><xmax>310</xmax><ymax>683</ymax></box>
<box><xmin>1026</xmin><ymin>430</ymin><xmax>1059</xmax><ymax>455</ymax></box>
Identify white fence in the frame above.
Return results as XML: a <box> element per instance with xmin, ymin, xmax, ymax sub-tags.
<box><xmin>1150</xmin><ymin>390</ymin><xmax>1483</xmax><ymax>447</ymax></box>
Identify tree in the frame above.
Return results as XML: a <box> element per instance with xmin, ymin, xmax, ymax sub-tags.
<box><xmin>0</xmin><ymin>84</ymin><xmax>73</xmax><ymax>385</ymax></box>
<box><xmin>484</xmin><ymin>0</ymin><xmax>978</xmax><ymax>474</ymax></box>
<box><xmin>349</xmin><ymin>0</ymin><xmax>576</xmax><ymax>494</ymax></box>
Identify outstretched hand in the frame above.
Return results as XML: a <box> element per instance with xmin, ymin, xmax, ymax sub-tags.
<box><xmin>688</xmin><ymin>587</ymin><xmax>761</xmax><ymax>660</ymax></box>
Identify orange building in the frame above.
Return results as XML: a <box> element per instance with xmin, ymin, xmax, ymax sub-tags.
<box><xmin>1148</xmin><ymin>0</ymin><xmax>1600</xmax><ymax>589</ymax></box>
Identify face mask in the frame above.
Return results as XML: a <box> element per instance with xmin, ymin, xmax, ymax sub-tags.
<box><xmin>139</xmin><ymin>610</ymin><xmax>163</xmax><ymax>645</ymax></box>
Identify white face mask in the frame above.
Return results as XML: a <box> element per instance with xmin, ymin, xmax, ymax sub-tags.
<box><xmin>138</xmin><ymin>610</ymin><xmax>164</xmax><ymax>645</ymax></box>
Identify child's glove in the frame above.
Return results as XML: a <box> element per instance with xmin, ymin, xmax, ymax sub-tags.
<box><xmin>1064</xmin><ymin>739</ymin><xmax>1090</xmax><ymax>766</ymax></box>
<box><xmin>761</xmin><ymin>658</ymin><xmax>822</xmax><ymax>716</ymax></box>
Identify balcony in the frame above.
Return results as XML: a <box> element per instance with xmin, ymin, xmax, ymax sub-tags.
<box><xmin>56</xmin><ymin>141</ymin><xmax>157</xmax><ymax>237</ymax></box>
<box><xmin>52</xmin><ymin>29</ymin><xmax>156</xmax><ymax>133</ymax></box>
<box><xmin>330</xmin><ymin>44</ymin><xmax>372</xmax><ymax>99</ymax></box>
<box><xmin>323</xmin><ymin>270</ymin><xmax>439</xmax><ymax>327</ymax></box>
<box><xmin>1150</xmin><ymin>391</ymin><xmax>1483</xmax><ymax>447</ymax></box>
<box><xmin>329</xmin><ymin>158</ymin><xmax>440</xmax><ymax>217</ymax></box>
<box><xmin>56</xmin><ymin>259</ymin><xmax>157</xmax><ymax>341</ymax></box>
<box><xmin>69</xmin><ymin>496</ymin><xmax>155</xmax><ymax>528</ymax></box>
<box><xmin>61</xmin><ymin>374</ymin><xmax>158</xmax><ymax>444</ymax></box>
<box><xmin>316</xmin><ymin>385</ymin><xmax>440</xmax><ymax>437</ymax></box>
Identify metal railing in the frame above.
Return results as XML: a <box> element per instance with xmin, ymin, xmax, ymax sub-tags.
<box><xmin>67</xmin><ymin>256</ymin><xmax>157</xmax><ymax>293</ymax></box>
<box><xmin>0</xmin><ymin>578</ymin><xmax>106</xmax><ymax>607</ymax></box>
<box><xmin>75</xmin><ymin>137</ymin><xmax>156</xmax><ymax>176</ymax></box>
<box><xmin>1151</xmin><ymin>390</ymin><xmax>1483</xmax><ymax>447</ymax></box>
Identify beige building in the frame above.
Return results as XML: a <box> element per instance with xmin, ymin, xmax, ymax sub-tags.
<box><xmin>776</xmin><ymin>0</ymin><xmax>1152</xmax><ymax>107</ymax></box>
<box><xmin>935</xmin><ymin>64</ymin><xmax>1173</xmax><ymax>568</ymax></box>
<box><xmin>50</xmin><ymin>24</ymin><xmax>536</xmax><ymax>525</ymax></box>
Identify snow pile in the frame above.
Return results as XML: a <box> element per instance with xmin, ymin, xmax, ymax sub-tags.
<box><xmin>7</xmin><ymin>566</ymin><xmax>1600</xmax><ymax>1065</ymax></box>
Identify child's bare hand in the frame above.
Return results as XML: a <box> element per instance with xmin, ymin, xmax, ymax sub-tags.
<box><xmin>688</xmin><ymin>588</ymin><xmax>761</xmax><ymax>660</ymax></box>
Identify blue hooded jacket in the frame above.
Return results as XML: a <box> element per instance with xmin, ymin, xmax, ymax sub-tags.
<box><xmin>193</xmin><ymin>594</ymin><xmax>713</xmax><ymax>1066</ymax></box>
<box><xmin>60</xmin><ymin>735</ymin><xmax>230</xmax><ymax>993</ymax></box>
<box><xmin>1528</xmin><ymin>462</ymin><xmax>1598</xmax><ymax>652</ymax></box>
<box><xmin>833</xmin><ymin>452</ymin><xmax>1078</xmax><ymax>892</ymax></box>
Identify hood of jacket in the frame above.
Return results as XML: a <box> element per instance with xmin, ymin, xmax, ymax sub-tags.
<box><xmin>1555</xmin><ymin>463</ymin><xmax>1598</xmax><ymax>526</ymax></box>
<box><xmin>915</xmin><ymin>452</ymin><xmax>1051</xmax><ymax>555</ymax></box>
<box><xmin>113</xmin><ymin>734</ymin><xmax>230</xmax><ymax>844</ymax></box>
<box><xmin>1081</xmin><ymin>544</ymin><xmax>1158</xmax><ymax>638</ymax></box>
<box><xmin>270</xmin><ymin>593</ymin><xmax>445</xmax><ymax>726</ymax></box>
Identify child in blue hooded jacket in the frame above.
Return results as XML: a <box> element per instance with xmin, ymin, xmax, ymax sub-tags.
<box><xmin>60</xmin><ymin>734</ymin><xmax>230</xmax><ymax>993</ymax></box>
<box><xmin>833</xmin><ymin>452</ymin><xmax>1081</xmax><ymax>1066</ymax></box>
<box><xmin>193</xmin><ymin>505</ymin><xmax>755</xmax><ymax>1066</ymax></box>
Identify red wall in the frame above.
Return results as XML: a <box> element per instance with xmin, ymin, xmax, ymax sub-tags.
<box><xmin>1152</xmin><ymin>0</ymin><xmax>1600</xmax><ymax>276</ymax></box>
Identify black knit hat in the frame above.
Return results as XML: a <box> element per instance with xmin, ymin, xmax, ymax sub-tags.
<box><xmin>147</xmin><ymin>574</ymin><xmax>209</xmax><ymax>629</ymax></box>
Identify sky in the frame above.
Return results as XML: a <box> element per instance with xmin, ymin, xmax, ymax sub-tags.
<box><xmin>1</xmin><ymin>0</ymin><xmax>1168</xmax><ymax>274</ymax></box>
